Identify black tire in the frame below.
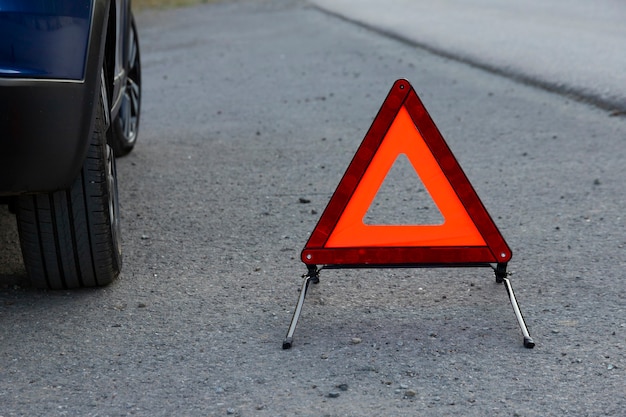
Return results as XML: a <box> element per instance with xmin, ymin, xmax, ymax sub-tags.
<box><xmin>109</xmin><ymin>14</ymin><xmax>141</xmax><ymax>157</ymax></box>
<box><xmin>15</xmin><ymin>90</ymin><xmax>122</xmax><ymax>290</ymax></box>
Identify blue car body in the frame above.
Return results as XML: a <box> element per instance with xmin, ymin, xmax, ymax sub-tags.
<box><xmin>0</xmin><ymin>1</ymin><xmax>92</xmax><ymax>79</ymax></box>
<box><xmin>0</xmin><ymin>0</ymin><xmax>140</xmax><ymax>289</ymax></box>
<box><xmin>0</xmin><ymin>0</ymin><xmax>135</xmax><ymax>195</ymax></box>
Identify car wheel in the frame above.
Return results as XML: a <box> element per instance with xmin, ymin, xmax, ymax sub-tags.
<box><xmin>15</xmin><ymin>88</ymin><xmax>122</xmax><ymax>290</ymax></box>
<box><xmin>109</xmin><ymin>14</ymin><xmax>141</xmax><ymax>157</ymax></box>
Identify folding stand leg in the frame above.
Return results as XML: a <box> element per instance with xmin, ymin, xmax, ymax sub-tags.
<box><xmin>283</xmin><ymin>266</ymin><xmax>319</xmax><ymax>349</ymax></box>
<box><xmin>495</xmin><ymin>263</ymin><xmax>534</xmax><ymax>348</ymax></box>
<box><xmin>502</xmin><ymin>276</ymin><xmax>535</xmax><ymax>349</ymax></box>
<box><xmin>502</xmin><ymin>277</ymin><xmax>535</xmax><ymax>348</ymax></box>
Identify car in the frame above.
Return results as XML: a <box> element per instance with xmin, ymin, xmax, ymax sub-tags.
<box><xmin>0</xmin><ymin>0</ymin><xmax>141</xmax><ymax>289</ymax></box>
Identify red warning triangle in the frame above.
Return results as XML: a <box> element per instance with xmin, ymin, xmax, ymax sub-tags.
<box><xmin>302</xmin><ymin>79</ymin><xmax>512</xmax><ymax>267</ymax></box>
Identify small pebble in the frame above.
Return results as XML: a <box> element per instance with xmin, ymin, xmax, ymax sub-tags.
<box><xmin>328</xmin><ymin>391</ymin><xmax>340</xmax><ymax>398</ymax></box>
<box><xmin>350</xmin><ymin>337</ymin><xmax>362</xmax><ymax>345</ymax></box>
<box><xmin>405</xmin><ymin>389</ymin><xmax>417</xmax><ymax>398</ymax></box>
<box><xmin>336</xmin><ymin>383</ymin><xmax>349</xmax><ymax>391</ymax></box>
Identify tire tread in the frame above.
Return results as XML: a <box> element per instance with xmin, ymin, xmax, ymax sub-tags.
<box><xmin>16</xmin><ymin>92</ymin><xmax>121</xmax><ymax>289</ymax></box>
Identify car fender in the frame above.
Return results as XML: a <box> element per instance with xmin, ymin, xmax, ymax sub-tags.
<box><xmin>0</xmin><ymin>0</ymin><xmax>112</xmax><ymax>195</ymax></box>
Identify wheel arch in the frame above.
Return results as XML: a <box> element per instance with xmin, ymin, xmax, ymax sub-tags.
<box><xmin>0</xmin><ymin>0</ymin><xmax>113</xmax><ymax>195</ymax></box>
<box><xmin>103</xmin><ymin>0</ymin><xmax>118</xmax><ymax>111</ymax></box>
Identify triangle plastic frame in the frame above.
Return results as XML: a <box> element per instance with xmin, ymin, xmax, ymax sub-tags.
<box><xmin>301</xmin><ymin>79</ymin><xmax>511</xmax><ymax>268</ymax></box>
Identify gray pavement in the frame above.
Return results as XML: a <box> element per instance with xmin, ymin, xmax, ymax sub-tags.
<box><xmin>310</xmin><ymin>0</ymin><xmax>626</xmax><ymax>112</ymax></box>
<box><xmin>1</xmin><ymin>0</ymin><xmax>625</xmax><ymax>416</ymax></box>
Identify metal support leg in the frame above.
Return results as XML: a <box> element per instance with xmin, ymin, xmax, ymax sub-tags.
<box><xmin>502</xmin><ymin>277</ymin><xmax>535</xmax><ymax>348</ymax></box>
<box><xmin>283</xmin><ymin>265</ymin><xmax>319</xmax><ymax>349</ymax></box>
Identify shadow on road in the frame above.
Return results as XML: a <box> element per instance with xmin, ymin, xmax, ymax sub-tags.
<box><xmin>0</xmin><ymin>205</ymin><xmax>29</xmax><ymax>289</ymax></box>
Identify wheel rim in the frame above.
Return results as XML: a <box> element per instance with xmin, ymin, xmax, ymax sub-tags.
<box><xmin>106</xmin><ymin>144</ymin><xmax>122</xmax><ymax>262</ymax></box>
<box><xmin>118</xmin><ymin>21</ymin><xmax>141</xmax><ymax>147</ymax></box>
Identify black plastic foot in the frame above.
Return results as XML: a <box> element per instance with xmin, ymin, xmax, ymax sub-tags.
<box><xmin>523</xmin><ymin>336</ymin><xmax>535</xmax><ymax>349</ymax></box>
<box><xmin>282</xmin><ymin>337</ymin><xmax>293</xmax><ymax>350</ymax></box>
<box><xmin>495</xmin><ymin>263</ymin><xmax>507</xmax><ymax>283</ymax></box>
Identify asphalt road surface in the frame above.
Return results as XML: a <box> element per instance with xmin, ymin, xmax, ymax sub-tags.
<box><xmin>1</xmin><ymin>1</ymin><xmax>624</xmax><ymax>416</ymax></box>
<box><xmin>311</xmin><ymin>0</ymin><xmax>626</xmax><ymax>112</ymax></box>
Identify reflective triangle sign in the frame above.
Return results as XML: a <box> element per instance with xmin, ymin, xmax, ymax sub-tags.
<box><xmin>302</xmin><ymin>79</ymin><xmax>512</xmax><ymax>267</ymax></box>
